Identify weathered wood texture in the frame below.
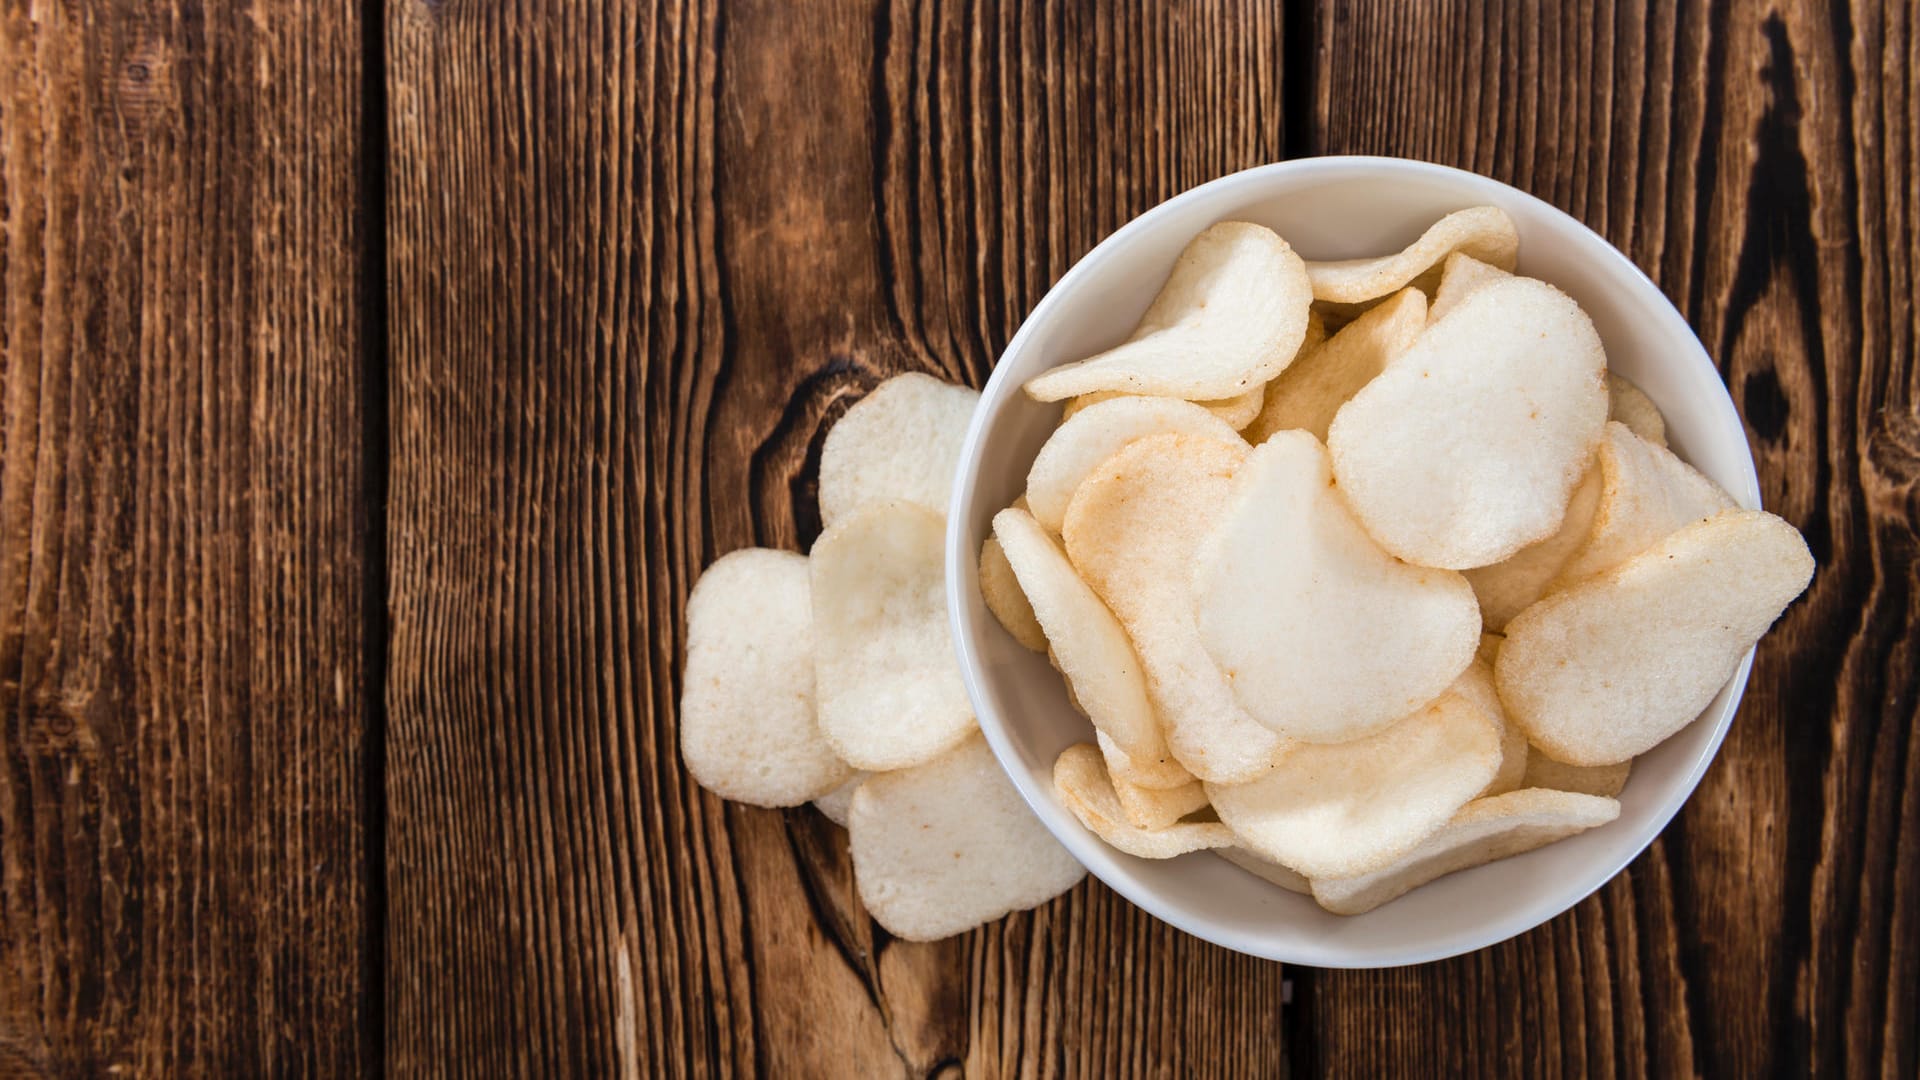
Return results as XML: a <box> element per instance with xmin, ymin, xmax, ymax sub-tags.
<box><xmin>0</xmin><ymin>0</ymin><xmax>371</xmax><ymax>1076</ymax></box>
<box><xmin>385</xmin><ymin>0</ymin><xmax>1294</xmax><ymax>1074</ymax></box>
<box><xmin>1299</xmin><ymin>1</ymin><xmax>1918</xmax><ymax>1077</ymax></box>
<box><xmin>8</xmin><ymin>0</ymin><xmax>1916</xmax><ymax>1074</ymax></box>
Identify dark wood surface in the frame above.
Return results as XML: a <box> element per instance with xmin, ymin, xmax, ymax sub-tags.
<box><xmin>4</xmin><ymin>0</ymin><xmax>1914</xmax><ymax>1075</ymax></box>
<box><xmin>0</xmin><ymin>0</ymin><xmax>373</xmax><ymax>1074</ymax></box>
<box><xmin>1302</xmin><ymin>4</ymin><xmax>1918</xmax><ymax>1077</ymax></box>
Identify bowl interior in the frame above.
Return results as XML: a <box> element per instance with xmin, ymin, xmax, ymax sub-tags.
<box><xmin>948</xmin><ymin>158</ymin><xmax>1761</xmax><ymax>967</ymax></box>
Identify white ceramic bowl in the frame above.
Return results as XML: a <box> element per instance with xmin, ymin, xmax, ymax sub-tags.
<box><xmin>945</xmin><ymin>157</ymin><xmax>1762</xmax><ymax>967</ymax></box>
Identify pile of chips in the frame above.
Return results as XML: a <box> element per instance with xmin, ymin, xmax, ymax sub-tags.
<box><xmin>988</xmin><ymin>210</ymin><xmax>1814</xmax><ymax>913</ymax></box>
<box><xmin>681</xmin><ymin>374</ymin><xmax>1086</xmax><ymax>941</ymax></box>
<box><xmin>680</xmin><ymin>206</ymin><xmax>1814</xmax><ymax>938</ymax></box>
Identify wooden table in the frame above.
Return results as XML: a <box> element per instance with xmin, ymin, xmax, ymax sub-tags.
<box><xmin>2</xmin><ymin>1</ymin><xmax>1914</xmax><ymax>1075</ymax></box>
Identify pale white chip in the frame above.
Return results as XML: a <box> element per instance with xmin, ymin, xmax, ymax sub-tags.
<box><xmin>1549</xmin><ymin>421</ymin><xmax>1736</xmax><ymax>591</ymax></box>
<box><xmin>1428</xmin><ymin>251</ymin><xmax>1512</xmax><ymax>322</ymax></box>
<box><xmin>1309</xmin><ymin>789</ymin><xmax>1621</xmax><ymax>915</ymax></box>
<box><xmin>980</xmin><ymin>535</ymin><xmax>1047</xmax><ymax>652</ymax></box>
<box><xmin>1328</xmin><ymin>276</ymin><xmax>1610</xmax><ymax>569</ymax></box>
<box><xmin>849</xmin><ymin>735</ymin><xmax>1086</xmax><ymax>941</ymax></box>
<box><xmin>1205</xmin><ymin>674</ymin><xmax>1502</xmax><ymax>879</ymax></box>
<box><xmin>1062</xmin><ymin>434</ymin><xmax>1293</xmax><ymax>783</ymax></box>
<box><xmin>1454</xmin><ymin>658</ymin><xmax>1528</xmax><ymax>797</ymax></box>
<box><xmin>813</xmin><ymin>771</ymin><xmax>870</xmax><ymax>826</ymax></box>
<box><xmin>1095</xmin><ymin>729</ymin><xmax>1195</xmax><ymax>794</ymax></box>
<box><xmin>1607</xmin><ymin>372</ymin><xmax>1668</xmax><ymax>446</ymax></box>
<box><xmin>679</xmin><ymin>549</ymin><xmax>853</xmax><ymax>806</ymax></box>
<box><xmin>1304</xmin><ymin>207</ymin><xmax>1519</xmax><ymax>305</ymax></box>
<box><xmin>1053</xmin><ymin>744</ymin><xmax>1234</xmax><ymax>859</ymax></box>
<box><xmin>1194</xmin><ymin>431</ymin><xmax>1481</xmax><ymax>743</ymax></box>
<box><xmin>1463</xmin><ymin>467</ymin><xmax>1603</xmax><ymax>630</ymax></box>
<box><xmin>1207</xmin><ymin>385</ymin><xmax>1268</xmax><ymax>430</ymax></box>
<box><xmin>1497</xmin><ymin>509</ymin><xmax>1815</xmax><ymax>765</ymax></box>
<box><xmin>1522</xmin><ymin>749</ymin><xmax>1630</xmax><ymax>798</ymax></box>
<box><xmin>1244</xmin><ymin>287</ymin><xmax>1427</xmax><ymax>445</ymax></box>
<box><xmin>993</xmin><ymin>507</ymin><xmax>1181</xmax><ymax>782</ymax></box>
<box><xmin>812</xmin><ymin>500</ymin><xmax>975</xmax><ymax>770</ymax></box>
<box><xmin>1216</xmin><ymin>848</ymin><xmax>1311</xmax><ymax>894</ymax></box>
<box><xmin>818</xmin><ymin>373</ymin><xmax>980</xmax><ymax>527</ymax></box>
<box><xmin>1097</xmin><ymin>732</ymin><xmax>1206</xmax><ymax>827</ymax></box>
<box><xmin>1023</xmin><ymin>222</ymin><xmax>1313</xmax><ymax>402</ymax></box>
<box><xmin>1024</xmin><ymin>397</ymin><xmax>1241</xmax><ymax>533</ymax></box>
<box><xmin>1061</xmin><ymin>385</ymin><xmax>1266</xmax><ymax>430</ymax></box>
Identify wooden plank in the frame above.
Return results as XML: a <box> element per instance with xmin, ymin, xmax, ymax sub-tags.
<box><xmin>1300</xmin><ymin>1</ymin><xmax>1919</xmax><ymax>1076</ymax></box>
<box><xmin>0</xmin><ymin>1</ymin><xmax>371</xmax><ymax>1075</ymax></box>
<box><xmin>384</xmin><ymin>0</ymin><xmax>1295</xmax><ymax>1073</ymax></box>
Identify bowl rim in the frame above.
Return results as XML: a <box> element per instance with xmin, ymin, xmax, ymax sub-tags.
<box><xmin>944</xmin><ymin>155</ymin><xmax>1760</xmax><ymax>967</ymax></box>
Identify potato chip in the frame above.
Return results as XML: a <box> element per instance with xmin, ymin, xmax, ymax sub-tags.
<box><xmin>1549</xmin><ymin>421</ymin><xmax>1735</xmax><ymax>591</ymax></box>
<box><xmin>1305</xmin><ymin>207</ymin><xmax>1519</xmax><ymax>305</ymax></box>
<box><xmin>1194</xmin><ymin>431</ymin><xmax>1481</xmax><ymax>742</ymax></box>
<box><xmin>1096</xmin><ymin>730</ymin><xmax>1196</xmax><ymax>794</ymax></box>
<box><xmin>680</xmin><ymin>549</ymin><xmax>853</xmax><ymax>806</ymax></box>
<box><xmin>1310</xmin><ymin>789</ymin><xmax>1621</xmax><ymax>915</ymax></box>
<box><xmin>1211</xmin><ymin>385</ymin><xmax>1275</xmax><ymax>430</ymax></box>
<box><xmin>993</xmin><ymin>507</ymin><xmax>1183</xmax><ymax>782</ymax></box>
<box><xmin>1244</xmin><ymin>287</ymin><xmax>1427</xmax><ymax>445</ymax></box>
<box><xmin>1024</xmin><ymin>397</ymin><xmax>1241</xmax><ymax>533</ymax></box>
<box><xmin>812</xmin><ymin>500</ymin><xmax>975</xmax><ymax>770</ymax></box>
<box><xmin>1088</xmin><ymin>732</ymin><xmax>1203</xmax><ymax>826</ymax></box>
<box><xmin>1498</xmin><ymin>509</ymin><xmax>1815</xmax><ymax>765</ymax></box>
<box><xmin>1205</xmin><ymin>675</ymin><xmax>1502</xmax><ymax>879</ymax></box>
<box><xmin>980</xmin><ymin>535</ymin><xmax>1047</xmax><ymax>652</ymax></box>
<box><xmin>1454</xmin><ymin>658</ymin><xmax>1527</xmax><ymax>797</ymax></box>
<box><xmin>818</xmin><ymin>372</ymin><xmax>980</xmax><ymax>527</ymax></box>
<box><xmin>1462</xmin><ymin>467</ymin><xmax>1603</xmax><ymax>630</ymax></box>
<box><xmin>1053</xmin><ymin>744</ymin><xmax>1234</xmax><ymax>859</ymax></box>
<box><xmin>813</xmin><ymin>771</ymin><xmax>869</xmax><ymax>826</ymax></box>
<box><xmin>1024</xmin><ymin>223</ymin><xmax>1313</xmax><ymax>402</ymax></box>
<box><xmin>1216</xmin><ymin>848</ymin><xmax>1311</xmax><ymax>894</ymax></box>
<box><xmin>1607</xmin><ymin>372</ymin><xmax>1668</xmax><ymax>446</ymax></box>
<box><xmin>1476</xmin><ymin>631</ymin><xmax>1503</xmax><ymax>667</ymax></box>
<box><xmin>850</xmin><ymin>735</ymin><xmax>1086</xmax><ymax>940</ymax></box>
<box><xmin>1061</xmin><ymin>434</ymin><xmax>1293</xmax><ymax>783</ymax></box>
<box><xmin>1428</xmin><ymin>251</ymin><xmax>1511</xmax><ymax>322</ymax></box>
<box><xmin>1327</xmin><ymin>277</ymin><xmax>1609</xmax><ymax>569</ymax></box>
<box><xmin>1522</xmin><ymin>749</ymin><xmax>1630</xmax><ymax>798</ymax></box>
<box><xmin>1062</xmin><ymin>385</ymin><xmax>1266</xmax><ymax>430</ymax></box>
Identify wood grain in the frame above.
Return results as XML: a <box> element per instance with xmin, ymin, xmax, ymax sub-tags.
<box><xmin>0</xmin><ymin>0</ymin><xmax>371</xmax><ymax>1075</ymax></box>
<box><xmin>5</xmin><ymin>0</ymin><xmax>1911</xmax><ymax>1073</ymax></box>
<box><xmin>385</xmin><ymin>0</ymin><xmax>1294</xmax><ymax>1073</ymax></box>
<box><xmin>1301</xmin><ymin>1</ymin><xmax>1919</xmax><ymax>1076</ymax></box>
